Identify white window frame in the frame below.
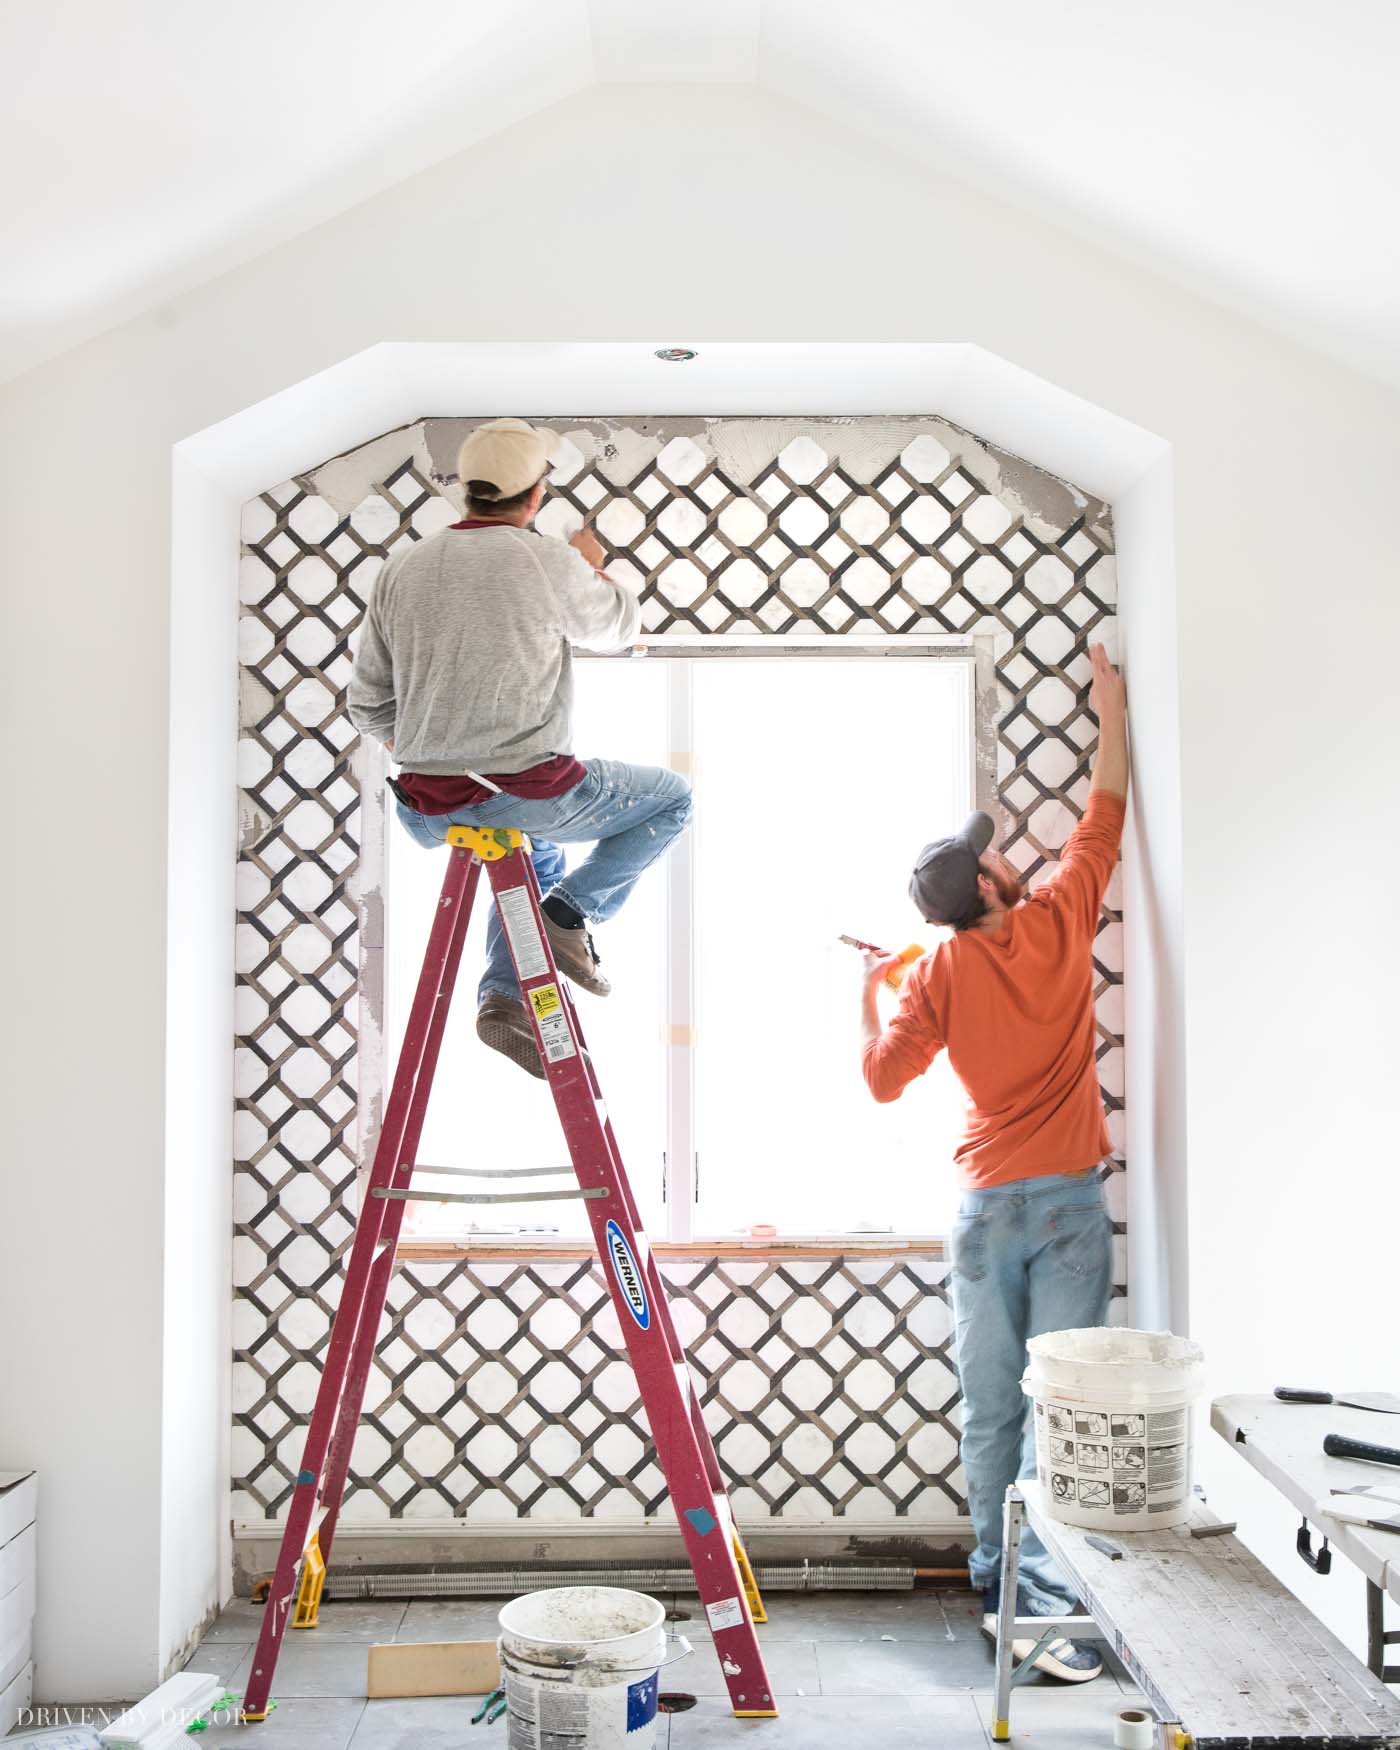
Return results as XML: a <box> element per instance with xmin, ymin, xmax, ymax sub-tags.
<box><xmin>579</xmin><ymin>633</ymin><xmax>999</xmax><ymax>1245</ymax></box>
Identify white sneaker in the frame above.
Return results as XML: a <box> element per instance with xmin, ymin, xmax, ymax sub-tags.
<box><xmin>981</xmin><ymin>1609</ymin><xmax>1104</xmax><ymax>1683</ymax></box>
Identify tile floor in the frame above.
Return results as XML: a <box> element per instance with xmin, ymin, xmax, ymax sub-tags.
<box><xmin>10</xmin><ymin>1590</ymin><xmax>1144</xmax><ymax>1748</ymax></box>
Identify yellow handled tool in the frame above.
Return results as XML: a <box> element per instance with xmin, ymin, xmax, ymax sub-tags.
<box><xmin>839</xmin><ymin>934</ymin><xmax>925</xmax><ymax>991</ymax></box>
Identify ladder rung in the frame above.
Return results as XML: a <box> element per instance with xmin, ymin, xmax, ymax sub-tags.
<box><xmin>373</xmin><ymin>1187</ymin><xmax>609</xmax><ymax>1207</ymax></box>
<box><xmin>413</xmin><ymin>1163</ymin><xmax>576</xmax><ymax>1180</ymax></box>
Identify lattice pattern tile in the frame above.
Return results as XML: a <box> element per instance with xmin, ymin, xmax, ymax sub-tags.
<box><xmin>530</xmin><ymin>426</ymin><xmax>1113</xmax><ymax>653</ymax></box>
<box><xmin>233</xmin><ymin>1256</ymin><xmax>961</xmax><ymax>1522</ymax></box>
<box><xmin>233</xmin><ymin>417</ymin><xmax>1121</xmax><ymax>1523</ymax></box>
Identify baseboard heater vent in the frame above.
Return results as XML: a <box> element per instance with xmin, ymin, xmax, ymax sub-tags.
<box><xmin>323</xmin><ymin>1559</ymin><xmax>916</xmax><ymax>1601</ymax></box>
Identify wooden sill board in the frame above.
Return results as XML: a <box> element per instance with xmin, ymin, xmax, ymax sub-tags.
<box><xmin>366</xmin><ymin>1639</ymin><xmax>499</xmax><ymax>1699</ymax></box>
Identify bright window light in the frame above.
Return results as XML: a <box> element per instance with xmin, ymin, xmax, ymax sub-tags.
<box><xmin>386</xmin><ymin>658</ymin><xmax>668</xmax><ymax>1240</ymax></box>
<box><xmin>690</xmin><ymin>658</ymin><xmax>968</xmax><ymax>1238</ymax></box>
<box><xmin>386</xmin><ymin>650</ymin><xmax>973</xmax><ymax>1242</ymax></box>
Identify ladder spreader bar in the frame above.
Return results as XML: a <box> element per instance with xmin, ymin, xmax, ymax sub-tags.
<box><xmin>372</xmin><ymin>1186</ymin><xmax>610</xmax><ymax>1206</ymax></box>
<box><xmin>413</xmin><ymin>1163</ymin><xmax>578</xmax><ymax>1179</ymax></box>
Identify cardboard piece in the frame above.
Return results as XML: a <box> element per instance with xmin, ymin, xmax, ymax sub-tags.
<box><xmin>366</xmin><ymin>1639</ymin><xmax>500</xmax><ymax>1699</ymax></box>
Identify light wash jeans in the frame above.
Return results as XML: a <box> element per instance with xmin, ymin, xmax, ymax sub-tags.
<box><xmin>948</xmin><ymin>1169</ymin><xmax>1113</xmax><ymax>1613</ymax></box>
<box><xmin>395</xmin><ymin>758</ymin><xmax>693</xmax><ymax>1006</ymax></box>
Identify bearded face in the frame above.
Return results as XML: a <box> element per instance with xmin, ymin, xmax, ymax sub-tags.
<box><xmin>979</xmin><ymin>853</ymin><xmax>1025</xmax><ymax>912</ymax></box>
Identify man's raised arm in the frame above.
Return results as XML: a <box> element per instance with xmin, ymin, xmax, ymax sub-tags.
<box><xmin>1088</xmin><ymin>643</ymin><xmax>1128</xmax><ymax>800</ymax></box>
<box><xmin>1040</xmin><ymin>643</ymin><xmax>1127</xmax><ymax>931</ymax></box>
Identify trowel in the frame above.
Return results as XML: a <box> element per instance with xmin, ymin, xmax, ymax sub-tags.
<box><xmin>1275</xmin><ymin>1387</ymin><xmax>1400</xmax><ymax>1414</ymax></box>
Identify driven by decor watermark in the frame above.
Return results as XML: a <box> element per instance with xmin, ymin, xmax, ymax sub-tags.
<box><xmin>16</xmin><ymin>1704</ymin><xmax>126</xmax><ymax>1726</ymax></box>
<box><xmin>16</xmin><ymin>1698</ymin><xmax>244</xmax><ymax>1732</ymax></box>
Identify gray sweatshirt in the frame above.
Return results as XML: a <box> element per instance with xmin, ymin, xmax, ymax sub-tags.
<box><xmin>348</xmin><ymin>525</ymin><xmax>641</xmax><ymax>775</ymax></box>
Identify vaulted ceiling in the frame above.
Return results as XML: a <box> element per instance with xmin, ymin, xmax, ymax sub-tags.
<box><xmin>4</xmin><ymin>0</ymin><xmax>1397</xmax><ymax>386</ymax></box>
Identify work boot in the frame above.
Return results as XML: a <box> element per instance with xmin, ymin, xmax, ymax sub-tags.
<box><xmin>541</xmin><ymin>913</ymin><xmax>610</xmax><ymax>998</ymax></box>
<box><xmin>476</xmin><ymin>994</ymin><xmax>545</xmax><ymax>1079</ymax></box>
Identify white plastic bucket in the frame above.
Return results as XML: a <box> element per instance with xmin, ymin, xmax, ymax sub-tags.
<box><xmin>498</xmin><ymin>1586</ymin><xmax>686</xmax><ymax>1750</ymax></box>
<box><xmin>1023</xmin><ymin>1327</ymin><xmax>1205</xmax><ymax>1531</ymax></box>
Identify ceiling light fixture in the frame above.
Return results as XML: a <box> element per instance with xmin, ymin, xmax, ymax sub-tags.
<box><xmin>654</xmin><ymin>347</ymin><xmax>698</xmax><ymax>362</ymax></box>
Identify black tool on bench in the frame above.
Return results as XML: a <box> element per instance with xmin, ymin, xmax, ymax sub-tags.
<box><xmin>1276</xmin><ymin>1387</ymin><xmax>1400</xmax><ymax>1414</ymax></box>
<box><xmin>1324</xmin><ymin>1432</ymin><xmax>1400</xmax><ymax>1468</ymax></box>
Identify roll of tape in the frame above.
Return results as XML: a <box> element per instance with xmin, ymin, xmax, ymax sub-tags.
<box><xmin>1113</xmin><ymin>1708</ymin><xmax>1155</xmax><ymax>1750</ymax></box>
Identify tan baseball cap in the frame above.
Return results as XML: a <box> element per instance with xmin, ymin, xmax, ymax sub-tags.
<box><xmin>456</xmin><ymin>418</ymin><xmax>561</xmax><ymax>500</ymax></box>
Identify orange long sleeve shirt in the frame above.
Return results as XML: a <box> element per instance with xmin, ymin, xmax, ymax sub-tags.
<box><xmin>863</xmin><ymin>792</ymin><xmax>1126</xmax><ymax>1190</ymax></box>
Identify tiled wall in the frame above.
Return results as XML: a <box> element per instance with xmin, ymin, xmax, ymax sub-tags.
<box><xmin>233</xmin><ymin>417</ymin><xmax>1122</xmax><ymax>1528</ymax></box>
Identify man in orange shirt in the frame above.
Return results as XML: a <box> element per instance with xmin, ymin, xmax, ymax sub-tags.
<box><xmin>861</xmin><ymin>644</ymin><xmax>1127</xmax><ymax>1683</ymax></box>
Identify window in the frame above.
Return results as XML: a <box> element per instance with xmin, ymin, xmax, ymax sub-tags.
<box><xmin>386</xmin><ymin>645</ymin><xmax>976</xmax><ymax>1242</ymax></box>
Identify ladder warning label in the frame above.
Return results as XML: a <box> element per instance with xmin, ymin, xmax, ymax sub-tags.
<box><xmin>497</xmin><ymin>887</ymin><xmax>550</xmax><ymax>981</ymax></box>
<box><xmin>529</xmin><ymin>984</ymin><xmax>576</xmax><ymax>1063</ymax></box>
<box><xmin>705</xmin><ymin>1595</ymin><xmax>744</xmax><ymax>1633</ymax></box>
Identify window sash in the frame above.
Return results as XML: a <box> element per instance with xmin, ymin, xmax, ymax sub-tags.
<box><xmin>387</xmin><ymin>636</ymin><xmax>993</xmax><ymax>1245</ymax></box>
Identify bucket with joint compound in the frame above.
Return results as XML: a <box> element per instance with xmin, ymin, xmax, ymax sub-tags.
<box><xmin>498</xmin><ymin>1586</ymin><xmax>689</xmax><ymax>1750</ymax></box>
<box><xmin>1023</xmin><ymin>1327</ymin><xmax>1205</xmax><ymax>1531</ymax></box>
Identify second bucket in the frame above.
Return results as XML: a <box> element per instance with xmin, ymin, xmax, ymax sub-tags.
<box><xmin>498</xmin><ymin>1585</ymin><xmax>688</xmax><ymax>1750</ymax></box>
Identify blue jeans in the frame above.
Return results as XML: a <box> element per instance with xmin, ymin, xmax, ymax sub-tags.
<box><xmin>395</xmin><ymin>758</ymin><xmax>693</xmax><ymax>1005</ymax></box>
<box><xmin>948</xmin><ymin>1170</ymin><xmax>1112</xmax><ymax>1613</ymax></box>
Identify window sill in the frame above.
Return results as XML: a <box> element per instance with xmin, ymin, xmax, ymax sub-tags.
<box><xmin>395</xmin><ymin>1235</ymin><xmax>948</xmax><ymax>1262</ymax></box>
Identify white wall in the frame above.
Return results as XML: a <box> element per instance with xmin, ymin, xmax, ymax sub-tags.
<box><xmin>2</xmin><ymin>82</ymin><xmax>1398</xmax><ymax>1694</ymax></box>
<box><xmin>1114</xmin><ymin>455</ymin><xmax>1189</xmax><ymax>1336</ymax></box>
<box><xmin>159</xmin><ymin>452</ymin><xmax>239</xmax><ymax>1666</ymax></box>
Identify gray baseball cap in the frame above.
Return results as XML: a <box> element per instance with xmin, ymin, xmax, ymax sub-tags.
<box><xmin>909</xmin><ymin>811</ymin><xmax>997</xmax><ymax>925</ymax></box>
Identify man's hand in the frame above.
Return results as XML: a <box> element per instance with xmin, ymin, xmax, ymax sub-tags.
<box><xmin>863</xmin><ymin>950</ymin><xmax>904</xmax><ymax>988</ymax></box>
<box><xmin>1088</xmin><ymin>642</ymin><xmax>1128</xmax><ymax>799</ymax></box>
<box><xmin>570</xmin><ymin>524</ymin><xmax>606</xmax><ymax>571</ymax></box>
<box><xmin>860</xmin><ymin>951</ymin><xmax>902</xmax><ymax>1045</ymax></box>
<box><xmin>1090</xmin><ymin>642</ymin><xmax>1125</xmax><ymax>725</ymax></box>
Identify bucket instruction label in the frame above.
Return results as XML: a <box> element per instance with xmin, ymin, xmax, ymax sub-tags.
<box><xmin>607</xmin><ymin>1220</ymin><xmax>650</xmax><ymax>1330</ymax></box>
<box><xmin>1037</xmin><ymin>1400</ymin><xmax>1189</xmax><ymax>1516</ymax></box>
<box><xmin>505</xmin><ymin>1654</ymin><xmax>659</xmax><ymax>1748</ymax></box>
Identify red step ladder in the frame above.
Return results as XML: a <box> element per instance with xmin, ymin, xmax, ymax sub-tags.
<box><xmin>241</xmin><ymin>824</ymin><xmax>776</xmax><ymax>1722</ymax></box>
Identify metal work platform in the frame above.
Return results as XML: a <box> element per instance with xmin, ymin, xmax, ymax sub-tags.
<box><xmin>993</xmin><ymin>1481</ymin><xmax>1400</xmax><ymax>1747</ymax></box>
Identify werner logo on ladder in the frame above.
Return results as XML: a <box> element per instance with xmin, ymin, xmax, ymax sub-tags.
<box><xmin>240</xmin><ymin>827</ymin><xmax>776</xmax><ymax>1722</ymax></box>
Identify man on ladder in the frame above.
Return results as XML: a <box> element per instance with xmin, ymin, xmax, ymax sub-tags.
<box><xmin>859</xmin><ymin>643</ymin><xmax>1128</xmax><ymax>1686</ymax></box>
<box><xmin>349</xmin><ymin>417</ymin><xmax>692</xmax><ymax>1075</ymax></box>
<box><xmin>242</xmin><ymin>419</ymin><xmax>774</xmax><ymax>1725</ymax></box>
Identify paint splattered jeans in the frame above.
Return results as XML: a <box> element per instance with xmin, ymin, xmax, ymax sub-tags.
<box><xmin>948</xmin><ymin>1169</ymin><xmax>1113</xmax><ymax>1614</ymax></box>
<box><xmin>395</xmin><ymin>757</ymin><xmax>693</xmax><ymax>1006</ymax></box>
